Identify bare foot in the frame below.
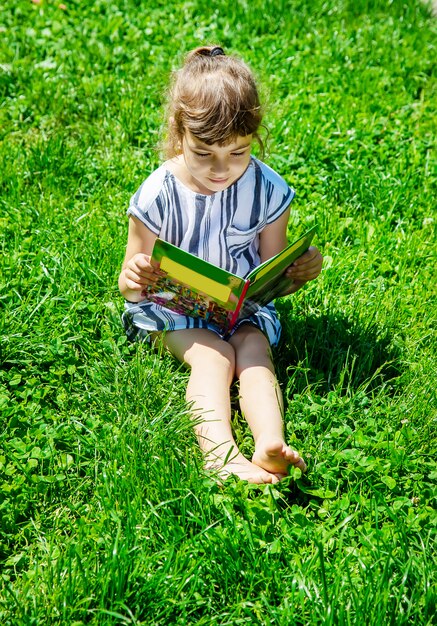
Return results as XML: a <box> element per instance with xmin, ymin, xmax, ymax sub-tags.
<box><xmin>252</xmin><ymin>437</ymin><xmax>307</xmax><ymax>475</ymax></box>
<box><xmin>206</xmin><ymin>451</ymin><xmax>282</xmax><ymax>484</ymax></box>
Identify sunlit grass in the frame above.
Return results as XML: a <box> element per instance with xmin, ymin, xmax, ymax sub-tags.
<box><xmin>1</xmin><ymin>0</ymin><xmax>436</xmax><ymax>624</ymax></box>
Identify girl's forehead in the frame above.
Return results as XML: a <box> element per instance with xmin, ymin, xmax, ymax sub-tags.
<box><xmin>185</xmin><ymin>130</ymin><xmax>252</xmax><ymax>151</ymax></box>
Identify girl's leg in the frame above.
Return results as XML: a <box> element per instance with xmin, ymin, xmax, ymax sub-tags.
<box><xmin>229</xmin><ymin>325</ymin><xmax>306</xmax><ymax>475</ymax></box>
<box><xmin>161</xmin><ymin>328</ymin><xmax>281</xmax><ymax>483</ymax></box>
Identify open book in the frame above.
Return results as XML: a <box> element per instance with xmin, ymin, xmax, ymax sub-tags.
<box><xmin>144</xmin><ymin>225</ymin><xmax>317</xmax><ymax>333</ymax></box>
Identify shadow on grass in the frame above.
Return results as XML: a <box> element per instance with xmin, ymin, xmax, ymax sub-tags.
<box><xmin>275</xmin><ymin>301</ymin><xmax>405</xmax><ymax>396</ymax></box>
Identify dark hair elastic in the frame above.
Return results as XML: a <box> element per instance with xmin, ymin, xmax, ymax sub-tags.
<box><xmin>210</xmin><ymin>46</ymin><xmax>225</xmax><ymax>57</ymax></box>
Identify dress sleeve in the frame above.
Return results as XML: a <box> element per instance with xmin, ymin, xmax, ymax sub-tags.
<box><xmin>251</xmin><ymin>159</ymin><xmax>295</xmax><ymax>225</ymax></box>
<box><xmin>126</xmin><ymin>167</ymin><xmax>167</xmax><ymax>235</ymax></box>
<box><xmin>264</xmin><ymin>172</ymin><xmax>295</xmax><ymax>224</ymax></box>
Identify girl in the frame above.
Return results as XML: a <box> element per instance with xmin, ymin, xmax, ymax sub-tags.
<box><xmin>118</xmin><ymin>46</ymin><xmax>323</xmax><ymax>484</ymax></box>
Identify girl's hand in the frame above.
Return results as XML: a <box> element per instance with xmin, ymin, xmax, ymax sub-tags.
<box><xmin>119</xmin><ymin>253</ymin><xmax>162</xmax><ymax>302</ymax></box>
<box><xmin>282</xmin><ymin>246</ymin><xmax>323</xmax><ymax>295</ymax></box>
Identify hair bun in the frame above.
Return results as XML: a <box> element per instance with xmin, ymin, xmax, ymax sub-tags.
<box><xmin>210</xmin><ymin>46</ymin><xmax>225</xmax><ymax>57</ymax></box>
<box><xmin>191</xmin><ymin>46</ymin><xmax>226</xmax><ymax>59</ymax></box>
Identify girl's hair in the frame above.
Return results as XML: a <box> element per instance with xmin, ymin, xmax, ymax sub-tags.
<box><xmin>163</xmin><ymin>46</ymin><xmax>263</xmax><ymax>157</ymax></box>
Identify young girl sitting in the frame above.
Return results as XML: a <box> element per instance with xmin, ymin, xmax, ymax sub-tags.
<box><xmin>118</xmin><ymin>46</ymin><xmax>323</xmax><ymax>484</ymax></box>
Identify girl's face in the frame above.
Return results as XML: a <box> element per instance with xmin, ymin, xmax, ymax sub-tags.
<box><xmin>181</xmin><ymin>130</ymin><xmax>252</xmax><ymax>195</ymax></box>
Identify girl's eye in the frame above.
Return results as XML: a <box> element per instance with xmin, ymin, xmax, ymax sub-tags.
<box><xmin>232</xmin><ymin>152</ymin><xmax>246</xmax><ymax>157</ymax></box>
<box><xmin>194</xmin><ymin>152</ymin><xmax>210</xmax><ymax>158</ymax></box>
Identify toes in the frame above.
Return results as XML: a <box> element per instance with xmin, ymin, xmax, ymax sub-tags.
<box><xmin>296</xmin><ymin>458</ymin><xmax>307</xmax><ymax>472</ymax></box>
<box><xmin>214</xmin><ymin>458</ymin><xmax>280</xmax><ymax>484</ymax></box>
<box><xmin>283</xmin><ymin>447</ymin><xmax>299</xmax><ymax>462</ymax></box>
<box><xmin>253</xmin><ymin>441</ymin><xmax>307</xmax><ymax>476</ymax></box>
<box><xmin>284</xmin><ymin>447</ymin><xmax>307</xmax><ymax>470</ymax></box>
<box><xmin>267</xmin><ymin>473</ymin><xmax>281</xmax><ymax>484</ymax></box>
<box><xmin>274</xmin><ymin>472</ymin><xmax>288</xmax><ymax>480</ymax></box>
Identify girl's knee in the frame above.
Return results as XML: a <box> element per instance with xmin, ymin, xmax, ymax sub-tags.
<box><xmin>230</xmin><ymin>326</ymin><xmax>274</xmax><ymax>373</ymax></box>
<box><xmin>185</xmin><ymin>336</ymin><xmax>236</xmax><ymax>374</ymax></box>
<box><xmin>231</xmin><ymin>325</ymin><xmax>271</xmax><ymax>354</ymax></box>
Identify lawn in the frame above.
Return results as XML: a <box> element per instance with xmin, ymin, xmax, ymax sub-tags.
<box><xmin>0</xmin><ymin>0</ymin><xmax>436</xmax><ymax>624</ymax></box>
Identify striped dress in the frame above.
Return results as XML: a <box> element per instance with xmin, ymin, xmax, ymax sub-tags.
<box><xmin>122</xmin><ymin>157</ymin><xmax>295</xmax><ymax>346</ymax></box>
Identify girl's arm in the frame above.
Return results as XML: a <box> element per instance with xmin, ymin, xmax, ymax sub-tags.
<box><xmin>118</xmin><ymin>216</ymin><xmax>161</xmax><ymax>303</ymax></box>
<box><xmin>259</xmin><ymin>208</ymin><xmax>290</xmax><ymax>262</ymax></box>
<box><xmin>259</xmin><ymin>208</ymin><xmax>323</xmax><ymax>295</ymax></box>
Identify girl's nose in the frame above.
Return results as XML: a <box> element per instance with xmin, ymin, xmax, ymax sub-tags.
<box><xmin>211</xmin><ymin>158</ymin><xmax>229</xmax><ymax>174</ymax></box>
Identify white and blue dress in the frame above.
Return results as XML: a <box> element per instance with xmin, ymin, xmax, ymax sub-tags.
<box><xmin>122</xmin><ymin>157</ymin><xmax>295</xmax><ymax>346</ymax></box>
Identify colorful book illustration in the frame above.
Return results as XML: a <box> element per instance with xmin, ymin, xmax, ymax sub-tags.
<box><xmin>145</xmin><ymin>225</ymin><xmax>318</xmax><ymax>332</ymax></box>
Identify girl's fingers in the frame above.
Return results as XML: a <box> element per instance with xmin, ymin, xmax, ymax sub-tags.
<box><xmin>286</xmin><ymin>247</ymin><xmax>323</xmax><ymax>280</ymax></box>
<box><xmin>286</xmin><ymin>262</ymin><xmax>322</xmax><ymax>280</ymax></box>
<box><xmin>292</xmin><ymin>248</ymin><xmax>322</xmax><ymax>267</ymax></box>
<box><xmin>129</xmin><ymin>253</ymin><xmax>161</xmax><ymax>275</ymax></box>
<box><xmin>124</xmin><ymin>266</ymin><xmax>160</xmax><ymax>288</ymax></box>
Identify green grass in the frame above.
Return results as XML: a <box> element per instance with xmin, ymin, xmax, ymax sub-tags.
<box><xmin>1</xmin><ymin>0</ymin><xmax>436</xmax><ymax>624</ymax></box>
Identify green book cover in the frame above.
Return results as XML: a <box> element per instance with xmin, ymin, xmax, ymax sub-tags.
<box><xmin>145</xmin><ymin>225</ymin><xmax>317</xmax><ymax>332</ymax></box>
<box><xmin>241</xmin><ymin>225</ymin><xmax>318</xmax><ymax>317</ymax></box>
